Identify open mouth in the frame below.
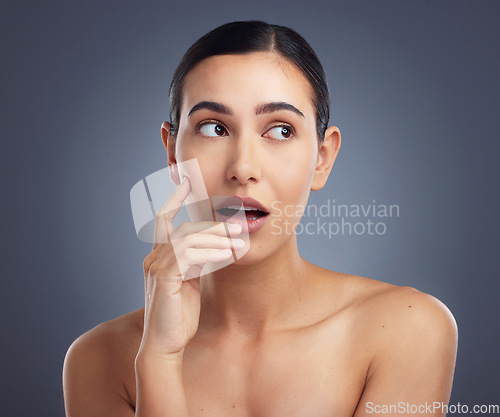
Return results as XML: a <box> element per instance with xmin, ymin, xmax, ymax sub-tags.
<box><xmin>217</xmin><ymin>205</ymin><xmax>269</xmax><ymax>221</ymax></box>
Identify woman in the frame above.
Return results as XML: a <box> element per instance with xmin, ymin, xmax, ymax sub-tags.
<box><xmin>63</xmin><ymin>20</ymin><xmax>458</xmax><ymax>416</ymax></box>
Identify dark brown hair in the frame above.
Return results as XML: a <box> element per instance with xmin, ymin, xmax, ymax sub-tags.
<box><xmin>169</xmin><ymin>20</ymin><xmax>330</xmax><ymax>141</ymax></box>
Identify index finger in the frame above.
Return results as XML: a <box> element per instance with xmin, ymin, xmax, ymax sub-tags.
<box><xmin>153</xmin><ymin>176</ymin><xmax>191</xmax><ymax>250</ymax></box>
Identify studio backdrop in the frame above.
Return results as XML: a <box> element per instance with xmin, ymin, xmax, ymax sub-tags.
<box><xmin>1</xmin><ymin>0</ymin><xmax>499</xmax><ymax>415</ymax></box>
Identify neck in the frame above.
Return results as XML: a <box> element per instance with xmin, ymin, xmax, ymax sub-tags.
<box><xmin>198</xmin><ymin>236</ymin><xmax>317</xmax><ymax>340</ymax></box>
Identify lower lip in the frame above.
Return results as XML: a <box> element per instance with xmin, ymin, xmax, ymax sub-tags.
<box><xmin>215</xmin><ymin>211</ymin><xmax>269</xmax><ymax>234</ymax></box>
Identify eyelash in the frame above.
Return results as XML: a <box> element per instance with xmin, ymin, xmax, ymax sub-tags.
<box><xmin>196</xmin><ymin>119</ymin><xmax>296</xmax><ymax>142</ymax></box>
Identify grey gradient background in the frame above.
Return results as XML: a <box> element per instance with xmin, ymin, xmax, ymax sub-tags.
<box><xmin>1</xmin><ymin>0</ymin><xmax>499</xmax><ymax>415</ymax></box>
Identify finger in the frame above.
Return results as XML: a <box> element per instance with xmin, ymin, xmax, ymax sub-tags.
<box><xmin>146</xmin><ymin>255</ymin><xmax>182</xmax><ymax>290</ymax></box>
<box><xmin>176</xmin><ymin>247</ymin><xmax>234</xmax><ymax>275</ymax></box>
<box><xmin>183</xmin><ymin>266</ymin><xmax>204</xmax><ymax>281</ymax></box>
<box><xmin>153</xmin><ymin>176</ymin><xmax>191</xmax><ymax>250</ymax></box>
<box><xmin>173</xmin><ymin>233</ymin><xmax>245</xmax><ymax>252</ymax></box>
<box><xmin>170</xmin><ymin>220</ymin><xmax>242</xmax><ymax>240</ymax></box>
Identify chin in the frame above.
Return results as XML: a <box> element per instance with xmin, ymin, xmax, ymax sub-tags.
<box><xmin>231</xmin><ymin>237</ymin><xmax>283</xmax><ymax>267</ymax></box>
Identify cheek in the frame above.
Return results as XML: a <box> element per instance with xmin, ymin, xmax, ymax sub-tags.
<box><xmin>186</xmin><ymin>158</ymin><xmax>225</xmax><ymax>199</ymax></box>
<box><xmin>275</xmin><ymin>150</ymin><xmax>316</xmax><ymax>203</ymax></box>
<box><xmin>173</xmin><ymin>152</ymin><xmax>225</xmax><ymax>223</ymax></box>
<box><xmin>270</xmin><ymin>153</ymin><xmax>316</xmax><ymax>234</ymax></box>
<box><xmin>177</xmin><ymin>138</ymin><xmax>221</xmax><ymax>186</ymax></box>
<box><xmin>198</xmin><ymin>161</ymin><xmax>223</xmax><ymax>194</ymax></box>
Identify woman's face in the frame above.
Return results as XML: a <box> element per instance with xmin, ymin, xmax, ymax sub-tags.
<box><xmin>167</xmin><ymin>51</ymin><xmax>334</xmax><ymax>263</ymax></box>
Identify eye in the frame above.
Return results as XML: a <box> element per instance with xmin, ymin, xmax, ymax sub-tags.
<box><xmin>197</xmin><ymin>121</ymin><xmax>227</xmax><ymax>137</ymax></box>
<box><xmin>264</xmin><ymin>124</ymin><xmax>295</xmax><ymax>141</ymax></box>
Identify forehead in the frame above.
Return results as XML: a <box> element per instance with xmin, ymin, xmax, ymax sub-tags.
<box><xmin>181</xmin><ymin>52</ymin><xmax>315</xmax><ymax>118</ymax></box>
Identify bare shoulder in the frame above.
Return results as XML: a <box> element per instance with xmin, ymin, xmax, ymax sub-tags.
<box><xmin>320</xmin><ymin>273</ymin><xmax>460</xmax><ymax>412</ymax></box>
<box><xmin>63</xmin><ymin>308</ymin><xmax>144</xmax><ymax>416</ymax></box>
<box><xmin>64</xmin><ymin>307</ymin><xmax>144</xmax><ymax>366</ymax></box>
<box><xmin>326</xmin><ymin>269</ymin><xmax>457</xmax><ymax>335</ymax></box>
<box><xmin>322</xmin><ymin>270</ymin><xmax>458</xmax><ymax>404</ymax></box>
<box><xmin>86</xmin><ymin>307</ymin><xmax>144</xmax><ymax>344</ymax></box>
<box><xmin>329</xmin><ymin>271</ymin><xmax>458</xmax><ymax>372</ymax></box>
<box><xmin>360</xmin><ymin>276</ymin><xmax>458</xmax><ymax>338</ymax></box>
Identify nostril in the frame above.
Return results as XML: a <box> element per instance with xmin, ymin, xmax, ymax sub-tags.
<box><xmin>229</xmin><ymin>173</ymin><xmax>258</xmax><ymax>183</ymax></box>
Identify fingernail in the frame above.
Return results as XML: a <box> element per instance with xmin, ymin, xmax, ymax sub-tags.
<box><xmin>232</xmin><ymin>239</ymin><xmax>245</xmax><ymax>248</ymax></box>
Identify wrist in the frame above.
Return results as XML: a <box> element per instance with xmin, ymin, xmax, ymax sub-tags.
<box><xmin>135</xmin><ymin>347</ymin><xmax>185</xmax><ymax>368</ymax></box>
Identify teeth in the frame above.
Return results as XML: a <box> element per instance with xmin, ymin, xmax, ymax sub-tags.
<box><xmin>226</xmin><ymin>205</ymin><xmax>262</xmax><ymax>211</ymax></box>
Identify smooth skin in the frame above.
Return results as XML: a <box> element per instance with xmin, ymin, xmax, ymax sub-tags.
<box><xmin>63</xmin><ymin>52</ymin><xmax>458</xmax><ymax>417</ymax></box>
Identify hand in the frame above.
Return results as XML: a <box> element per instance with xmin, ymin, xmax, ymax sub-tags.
<box><xmin>138</xmin><ymin>177</ymin><xmax>243</xmax><ymax>359</ymax></box>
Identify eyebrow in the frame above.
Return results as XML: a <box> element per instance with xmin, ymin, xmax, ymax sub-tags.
<box><xmin>187</xmin><ymin>101</ymin><xmax>305</xmax><ymax>119</ymax></box>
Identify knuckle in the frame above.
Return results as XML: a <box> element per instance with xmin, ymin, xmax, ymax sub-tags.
<box><xmin>154</xmin><ymin>212</ymin><xmax>165</xmax><ymax>222</ymax></box>
<box><xmin>177</xmin><ymin>221</ymin><xmax>190</xmax><ymax>234</ymax></box>
<box><xmin>147</xmin><ymin>250</ymin><xmax>178</xmax><ymax>278</ymax></box>
<box><xmin>182</xmin><ymin>233</ymin><xmax>198</xmax><ymax>247</ymax></box>
<box><xmin>143</xmin><ymin>254</ymin><xmax>153</xmax><ymax>272</ymax></box>
<box><xmin>182</xmin><ymin>246</ymin><xmax>191</xmax><ymax>258</ymax></box>
<box><xmin>183</xmin><ymin>247</ymin><xmax>194</xmax><ymax>262</ymax></box>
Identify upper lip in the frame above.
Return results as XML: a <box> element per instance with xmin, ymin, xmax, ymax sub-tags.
<box><xmin>215</xmin><ymin>196</ymin><xmax>270</xmax><ymax>214</ymax></box>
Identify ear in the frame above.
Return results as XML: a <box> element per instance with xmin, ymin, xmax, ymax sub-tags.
<box><xmin>311</xmin><ymin>125</ymin><xmax>341</xmax><ymax>191</ymax></box>
<box><xmin>161</xmin><ymin>122</ymin><xmax>181</xmax><ymax>185</ymax></box>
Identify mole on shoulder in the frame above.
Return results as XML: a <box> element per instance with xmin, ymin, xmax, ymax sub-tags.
<box><xmin>409</xmin><ymin>305</ymin><xmax>412</xmax><ymax>307</ymax></box>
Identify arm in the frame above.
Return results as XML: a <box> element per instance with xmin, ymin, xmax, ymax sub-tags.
<box><xmin>353</xmin><ymin>289</ymin><xmax>458</xmax><ymax>417</ymax></box>
<box><xmin>134</xmin><ymin>350</ymin><xmax>190</xmax><ymax>416</ymax></box>
<box><xmin>63</xmin><ymin>324</ymin><xmax>192</xmax><ymax>417</ymax></box>
<box><xmin>63</xmin><ymin>326</ymin><xmax>135</xmax><ymax>417</ymax></box>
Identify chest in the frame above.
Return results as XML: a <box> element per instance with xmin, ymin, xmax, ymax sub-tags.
<box><xmin>179</xmin><ymin>328</ymin><xmax>369</xmax><ymax>417</ymax></box>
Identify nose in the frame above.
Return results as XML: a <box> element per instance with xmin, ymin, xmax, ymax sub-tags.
<box><xmin>225</xmin><ymin>132</ymin><xmax>262</xmax><ymax>185</ymax></box>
